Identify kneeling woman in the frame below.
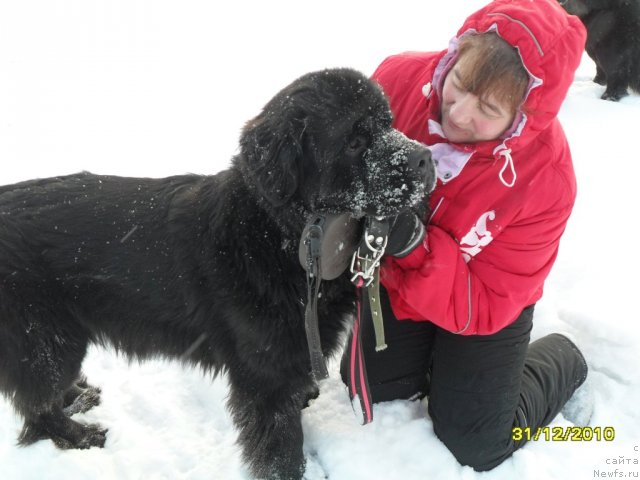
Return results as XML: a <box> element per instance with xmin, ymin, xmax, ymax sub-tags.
<box><xmin>342</xmin><ymin>0</ymin><xmax>589</xmax><ymax>471</ymax></box>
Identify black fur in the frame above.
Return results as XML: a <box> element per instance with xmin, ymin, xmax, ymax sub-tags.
<box><xmin>560</xmin><ymin>0</ymin><xmax>640</xmax><ymax>100</ymax></box>
<box><xmin>0</xmin><ymin>68</ymin><xmax>434</xmax><ymax>479</ymax></box>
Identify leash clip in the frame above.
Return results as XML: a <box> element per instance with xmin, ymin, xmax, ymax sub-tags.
<box><xmin>350</xmin><ymin>218</ymin><xmax>388</xmax><ymax>287</ymax></box>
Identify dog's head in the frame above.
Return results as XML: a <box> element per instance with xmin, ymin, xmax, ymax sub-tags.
<box><xmin>237</xmin><ymin>68</ymin><xmax>435</xmax><ymax>223</ymax></box>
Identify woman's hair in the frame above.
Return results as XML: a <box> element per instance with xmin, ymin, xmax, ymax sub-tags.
<box><xmin>455</xmin><ymin>32</ymin><xmax>530</xmax><ymax>114</ymax></box>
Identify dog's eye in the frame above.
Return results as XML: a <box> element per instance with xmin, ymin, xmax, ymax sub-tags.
<box><xmin>346</xmin><ymin>135</ymin><xmax>368</xmax><ymax>156</ymax></box>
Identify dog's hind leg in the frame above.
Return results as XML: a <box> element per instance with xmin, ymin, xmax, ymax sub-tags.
<box><xmin>601</xmin><ymin>77</ymin><xmax>629</xmax><ymax>101</ymax></box>
<box><xmin>593</xmin><ymin>64</ymin><xmax>607</xmax><ymax>86</ymax></box>
<box><xmin>15</xmin><ymin>358</ymin><xmax>108</xmax><ymax>450</ymax></box>
<box><xmin>0</xmin><ymin>299</ymin><xmax>107</xmax><ymax>449</ymax></box>
<box><xmin>597</xmin><ymin>46</ymin><xmax>631</xmax><ymax>101</ymax></box>
<box><xmin>19</xmin><ymin>405</ymin><xmax>107</xmax><ymax>449</ymax></box>
<box><xmin>62</xmin><ymin>374</ymin><xmax>102</xmax><ymax>416</ymax></box>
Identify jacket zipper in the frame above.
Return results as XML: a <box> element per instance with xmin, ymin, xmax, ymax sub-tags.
<box><xmin>454</xmin><ymin>273</ymin><xmax>472</xmax><ymax>334</ymax></box>
<box><xmin>427</xmin><ymin>196</ymin><xmax>444</xmax><ymax>225</ymax></box>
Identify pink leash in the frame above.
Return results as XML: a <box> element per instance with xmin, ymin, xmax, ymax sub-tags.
<box><xmin>348</xmin><ymin>287</ymin><xmax>373</xmax><ymax>424</ymax></box>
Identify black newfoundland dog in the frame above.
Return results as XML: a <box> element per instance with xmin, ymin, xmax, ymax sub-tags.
<box><xmin>560</xmin><ymin>0</ymin><xmax>640</xmax><ymax>101</ymax></box>
<box><xmin>0</xmin><ymin>68</ymin><xmax>434</xmax><ymax>479</ymax></box>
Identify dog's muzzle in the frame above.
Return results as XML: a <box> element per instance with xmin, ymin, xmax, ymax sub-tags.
<box><xmin>407</xmin><ymin>144</ymin><xmax>436</xmax><ymax>194</ymax></box>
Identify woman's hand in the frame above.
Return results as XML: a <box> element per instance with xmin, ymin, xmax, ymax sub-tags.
<box><xmin>385</xmin><ymin>211</ymin><xmax>426</xmax><ymax>257</ymax></box>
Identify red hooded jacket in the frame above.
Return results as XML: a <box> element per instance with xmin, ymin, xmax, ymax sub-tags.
<box><xmin>378</xmin><ymin>0</ymin><xmax>587</xmax><ymax>335</ymax></box>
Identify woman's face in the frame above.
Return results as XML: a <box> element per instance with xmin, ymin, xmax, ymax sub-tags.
<box><xmin>440</xmin><ymin>54</ymin><xmax>515</xmax><ymax>143</ymax></box>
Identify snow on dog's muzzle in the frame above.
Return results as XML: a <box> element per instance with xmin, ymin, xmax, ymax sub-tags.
<box><xmin>360</xmin><ymin>130</ymin><xmax>436</xmax><ymax>218</ymax></box>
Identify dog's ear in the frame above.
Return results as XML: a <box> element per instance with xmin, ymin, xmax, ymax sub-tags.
<box><xmin>240</xmin><ymin>113</ymin><xmax>303</xmax><ymax>207</ymax></box>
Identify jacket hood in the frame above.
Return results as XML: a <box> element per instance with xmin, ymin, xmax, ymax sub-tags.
<box><xmin>430</xmin><ymin>0</ymin><xmax>586</xmax><ymax>158</ymax></box>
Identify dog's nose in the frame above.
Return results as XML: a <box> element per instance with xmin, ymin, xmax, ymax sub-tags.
<box><xmin>407</xmin><ymin>146</ymin><xmax>434</xmax><ymax>180</ymax></box>
<box><xmin>407</xmin><ymin>145</ymin><xmax>436</xmax><ymax>192</ymax></box>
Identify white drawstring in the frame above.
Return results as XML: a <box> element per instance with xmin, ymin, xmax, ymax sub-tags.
<box><xmin>498</xmin><ymin>149</ymin><xmax>516</xmax><ymax>188</ymax></box>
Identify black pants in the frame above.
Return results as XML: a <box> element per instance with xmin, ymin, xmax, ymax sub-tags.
<box><xmin>340</xmin><ymin>287</ymin><xmax>588</xmax><ymax>471</ymax></box>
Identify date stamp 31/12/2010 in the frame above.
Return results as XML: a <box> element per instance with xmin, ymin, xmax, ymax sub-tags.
<box><xmin>512</xmin><ymin>426</ymin><xmax>616</xmax><ymax>442</ymax></box>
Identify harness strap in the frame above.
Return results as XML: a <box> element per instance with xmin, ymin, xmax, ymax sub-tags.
<box><xmin>367</xmin><ymin>264</ymin><xmax>387</xmax><ymax>352</ymax></box>
<box><xmin>304</xmin><ymin>222</ymin><xmax>329</xmax><ymax>382</ymax></box>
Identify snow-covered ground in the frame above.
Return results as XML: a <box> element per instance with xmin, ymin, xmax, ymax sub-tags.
<box><xmin>1</xmin><ymin>1</ymin><xmax>639</xmax><ymax>479</ymax></box>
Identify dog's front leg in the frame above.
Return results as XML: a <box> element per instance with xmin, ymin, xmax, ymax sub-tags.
<box><xmin>227</xmin><ymin>367</ymin><xmax>308</xmax><ymax>480</ymax></box>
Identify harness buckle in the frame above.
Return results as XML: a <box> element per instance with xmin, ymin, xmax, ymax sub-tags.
<box><xmin>349</xmin><ymin>222</ymin><xmax>388</xmax><ymax>287</ymax></box>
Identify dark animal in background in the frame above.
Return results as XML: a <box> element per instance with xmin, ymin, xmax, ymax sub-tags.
<box><xmin>559</xmin><ymin>0</ymin><xmax>640</xmax><ymax>101</ymax></box>
<box><xmin>0</xmin><ymin>68</ymin><xmax>434</xmax><ymax>479</ymax></box>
